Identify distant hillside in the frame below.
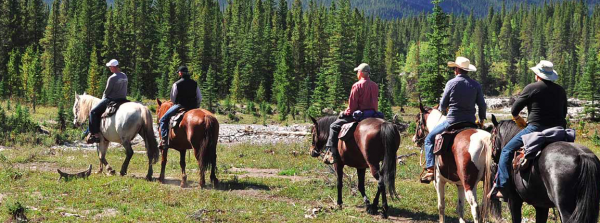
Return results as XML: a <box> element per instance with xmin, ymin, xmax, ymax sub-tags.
<box><xmin>43</xmin><ymin>0</ymin><xmax>597</xmax><ymax>18</ymax></box>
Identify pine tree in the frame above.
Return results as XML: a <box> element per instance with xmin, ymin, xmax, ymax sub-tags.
<box><xmin>203</xmin><ymin>65</ymin><xmax>218</xmax><ymax>112</ymax></box>
<box><xmin>62</xmin><ymin>19</ymin><xmax>87</xmax><ymax>105</ymax></box>
<box><xmin>86</xmin><ymin>47</ymin><xmax>103</xmax><ymax>98</ymax></box>
<box><xmin>379</xmin><ymin>82</ymin><xmax>393</xmax><ymax>120</ymax></box>
<box><xmin>418</xmin><ymin>0</ymin><xmax>452</xmax><ymax>105</ymax></box>
<box><xmin>6</xmin><ymin>49</ymin><xmax>21</xmax><ymax>98</ymax></box>
<box><xmin>580</xmin><ymin>48</ymin><xmax>599</xmax><ymax>120</ymax></box>
<box><xmin>40</xmin><ymin>0</ymin><xmax>67</xmax><ymax>105</ymax></box>
<box><xmin>21</xmin><ymin>46</ymin><xmax>42</xmax><ymax>112</ymax></box>
<box><xmin>230</xmin><ymin>63</ymin><xmax>242</xmax><ymax>102</ymax></box>
<box><xmin>273</xmin><ymin>40</ymin><xmax>293</xmax><ymax>121</ymax></box>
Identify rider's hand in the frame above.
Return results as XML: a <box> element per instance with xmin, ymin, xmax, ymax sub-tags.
<box><xmin>512</xmin><ymin>116</ymin><xmax>527</xmax><ymax>129</ymax></box>
<box><xmin>476</xmin><ymin>119</ymin><xmax>485</xmax><ymax>128</ymax></box>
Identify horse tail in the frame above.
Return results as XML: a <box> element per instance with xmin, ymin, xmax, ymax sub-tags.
<box><xmin>140</xmin><ymin>107</ymin><xmax>159</xmax><ymax>164</ymax></box>
<box><xmin>569</xmin><ymin>153</ymin><xmax>600</xmax><ymax>223</ymax></box>
<box><xmin>380</xmin><ymin>121</ymin><xmax>400</xmax><ymax>199</ymax></box>
<box><xmin>199</xmin><ymin>111</ymin><xmax>219</xmax><ymax>174</ymax></box>
<box><xmin>481</xmin><ymin>132</ymin><xmax>501</xmax><ymax>220</ymax></box>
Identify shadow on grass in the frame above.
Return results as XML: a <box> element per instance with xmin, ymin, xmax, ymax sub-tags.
<box><xmin>387</xmin><ymin>206</ymin><xmax>460</xmax><ymax>222</ymax></box>
<box><xmin>214</xmin><ymin>179</ymin><xmax>271</xmax><ymax>191</ymax></box>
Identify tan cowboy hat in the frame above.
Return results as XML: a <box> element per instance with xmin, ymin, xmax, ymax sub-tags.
<box><xmin>530</xmin><ymin>60</ymin><xmax>558</xmax><ymax>81</ymax></box>
<box><xmin>447</xmin><ymin>57</ymin><xmax>477</xmax><ymax>72</ymax></box>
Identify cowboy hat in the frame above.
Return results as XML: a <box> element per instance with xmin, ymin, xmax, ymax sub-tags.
<box><xmin>447</xmin><ymin>57</ymin><xmax>477</xmax><ymax>72</ymax></box>
<box><xmin>530</xmin><ymin>60</ymin><xmax>558</xmax><ymax>81</ymax></box>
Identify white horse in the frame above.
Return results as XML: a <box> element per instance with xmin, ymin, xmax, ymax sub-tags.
<box><xmin>412</xmin><ymin>106</ymin><xmax>495</xmax><ymax>223</ymax></box>
<box><xmin>73</xmin><ymin>94</ymin><xmax>159</xmax><ymax>180</ymax></box>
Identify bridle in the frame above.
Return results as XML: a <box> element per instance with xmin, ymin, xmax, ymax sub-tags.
<box><xmin>414</xmin><ymin>112</ymin><xmax>428</xmax><ymax>146</ymax></box>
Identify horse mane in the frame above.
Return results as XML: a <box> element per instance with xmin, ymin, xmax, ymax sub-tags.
<box><xmin>76</xmin><ymin>94</ymin><xmax>101</xmax><ymax>120</ymax></box>
<box><xmin>316</xmin><ymin>116</ymin><xmax>337</xmax><ymax>141</ymax></box>
<box><xmin>497</xmin><ymin>120</ymin><xmax>521</xmax><ymax>146</ymax></box>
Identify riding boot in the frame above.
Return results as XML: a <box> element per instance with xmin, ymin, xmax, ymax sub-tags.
<box><xmin>323</xmin><ymin>146</ymin><xmax>339</xmax><ymax>164</ymax></box>
<box><xmin>487</xmin><ymin>185</ymin><xmax>508</xmax><ymax>202</ymax></box>
<box><xmin>85</xmin><ymin>133</ymin><xmax>101</xmax><ymax>144</ymax></box>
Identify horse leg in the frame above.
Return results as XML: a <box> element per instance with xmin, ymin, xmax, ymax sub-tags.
<box><xmin>508</xmin><ymin>195</ymin><xmax>523</xmax><ymax>223</ymax></box>
<box><xmin>210</xmin><ymin>159</ymin><xmax>218</xmax><ymax>187</ymax></box>
<box><xmin>379</xmin><ymin>175</ymin><xmax>389</xmax><ymax>219</ymax></box>
<box><xmin>335</xmin><ymin>163</ymin><xmax>344</xmax><ymax>209</ymax></box>
<box><xmin>95</xmin><ymin>139</ymin><xmax>109</xmax><ymax>174</ymax></box>
<box><xmin>456</xmin><ymin>185</ymin><xmax>466</xmax><ymax>223</ymax></box>
<box><xmin>534</xmin><ymin>206</ymin><xmax>549</xmax><ymax>222</ymax></box>
<box><xmin>179</xmin><ymin>150</ymin><xmax>187</xmax><ymax>188</ymax></box>
<box><xmin>158</xmin><ymin>148</ymin><xmax>168</xmax><ymax>183</ymax></box>
<box><xmin>357</xmin><ymin>168</ymin><xmax>370</xmax><ymax>210</ymax></box>
<box><xmin>435</xmin><ymin>175</ymin><xmax>447</xmax><ymax>223</ymax></box>
<box><xmin>465</xmin><ymin>189</ymin><xmax>480</xmax><ymax>223</ymax></box>
<box><xmin>119</xmin><ymin>141</ymin><xmax>134</xmax><ymax>176</ymax></box>
<box><xmin>368</xmin><ymin>166</ymin><xmax>382</xmax><ymax>215</ymax></box>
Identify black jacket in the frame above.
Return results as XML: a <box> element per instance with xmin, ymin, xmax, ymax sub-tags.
<box><xmin>171</xmin><ymin>76</ymin><xmax>200</xmax><ymax>109</ymax></box>
<box><xmin>512</xmin><ymin>80</ymin><xmax>567</xmax><ymax>128</ymax></box>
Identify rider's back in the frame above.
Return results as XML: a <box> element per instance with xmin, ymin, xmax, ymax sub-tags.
<box><xmin>443</xmin><ymin>74</ymin><xmax>485</xmax><ymax>124</ymax></box>
<box><xmin>512</xmin><ymin>80</ymin><xmax>567</xmax><ymax>128</ymax></box>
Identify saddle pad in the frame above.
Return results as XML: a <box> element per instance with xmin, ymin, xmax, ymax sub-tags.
<box><xmin>338</xmin><ymin>122</ymin><xmax>358</xmax><ymax>141</ymax></box>
<box><xmin>101</xmin><ymin>99</ymin><xmax>130</xmax><ymax>118</ymax></box>
<box><xmin>433</xmin><ymin>127</ymin><xmax>476</xmax><ymax>155</ymax></box>
<box><xmin>170</xmin><ymin>108</ymin><xmax>187</xmax><ymax>129</ymax></box>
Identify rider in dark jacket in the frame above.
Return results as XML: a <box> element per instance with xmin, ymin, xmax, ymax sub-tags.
<box><xmin>159</xmin><ymin>66</ymin><xmax>202</xmax><ymax>149</ymax></box>
<box><xmin>488</xmin><ymin>60</ymin><xmax>567</xmax><ymax>200</ymax></box>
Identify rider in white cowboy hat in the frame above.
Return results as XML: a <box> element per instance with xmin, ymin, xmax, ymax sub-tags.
<box><xmin>488</xmin><ymin>60</ymin><xmax>567</xmax><ymax>200</ymax></box>
<box><xmin>420</xmin><ymin>56</ymin><xmax>487</xmax><ymax>183</ymax></box>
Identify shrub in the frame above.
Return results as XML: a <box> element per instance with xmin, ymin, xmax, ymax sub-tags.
<box><xmin>407</xmin><ymin>122</ymin><xmax>416</xmax><ymax>134</ymax></box>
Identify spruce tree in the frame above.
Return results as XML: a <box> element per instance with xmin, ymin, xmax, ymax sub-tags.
<box><xmin>203</xmin><ymin>65</ymin><xmax>218</xmax><ymax>112</ymax></box>
<box><xmin>273</xmin><ymin>40</ymin><xmax>293</xmax><ymax>121</ymax></box>
<box><xmin>86</xmin><ymin>47</ymin><xmax>103</xmax><ymax>98</ymax></box>
<box><xmin>22</xmin><ymin>46</ymin><xmax>42</xmax><ymax>112</ymax></box>
<box><xmin>580</xmin><ymin>48</ymin><xmax>599</xmax><ymax>120</ymax></box>
<box><xmin>418</xmin><ymin>0</ymin><xmax>452</xmax><ymax>105</ymax></box>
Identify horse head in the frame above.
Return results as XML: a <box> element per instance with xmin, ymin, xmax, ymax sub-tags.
<box><xmin>412</xmin><ymin>97</ymin><xmax>433</xmax><ymax>147</ymax></box>
<box><xmin>308</xmin><ymin>116</ymin><xmax>322</xmax><ymax>158</ymax></box>
<box><xmin>155</xmin><ymin>99</ymin><xmax>173</xmax><ymax>125</ymax></box>
<box><xmin>489</xmin><ymin>114</ymin><xmax>521</xmax><ymax>163</ymax></box>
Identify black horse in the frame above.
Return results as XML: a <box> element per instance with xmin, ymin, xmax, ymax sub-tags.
<box><xmin>482</xmin><ymin>115</ymin><xmax>600</xmax><ymax>223</ymax></box>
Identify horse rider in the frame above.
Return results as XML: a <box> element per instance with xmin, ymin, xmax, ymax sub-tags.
<box><xmin>86</xmin><ymin>59</ymin><xmax>128</xmax><ymax>143</ymax></box>
<box><xmin>159</xmin><ymin>66</ymin><xmax>202</xmax><ymax>150</ymax></box>
<box><xmin>488</xmin><ymin>60</ymin><xmax>567</xmax><ymax>200</ymax></box>
<box><xmin>322</xmin><ymin>63</ymin><xmax>379</xmax><ymax>164</ymax></box>
<box><xmin>420</xmin><ymin>56</ymin><xmax>486</xmax><ymax>184</ymax></box>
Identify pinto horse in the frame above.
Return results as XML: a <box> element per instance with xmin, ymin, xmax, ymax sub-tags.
<box><xmin>412</xmin><ymin>104</ymin><xmax>495</xmax><ymax>223</ymax></box>
<box><xmin>309</xmin><ymin>116</ymin><xmax>400</xmax><ymax>218</ymax></box>
<box><xmin>73</xmin><ymin>94</ymin><xmax>159</xmax><ymax>180</ymax></box>
<box><xmin>482</xmin><ymin>115</ymin><xmax>600</xmax><ymax>223</ymax></box>
<box><xmin>156</xmin><ymin>99</ymin><xmax>219</xmax><ymax>188</ymax></box>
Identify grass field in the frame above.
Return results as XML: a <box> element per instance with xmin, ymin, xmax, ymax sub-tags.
<box><xmin>1</xmin><ymin>101</ymin><xmax>600</xmax><ymax>222</ymax></box>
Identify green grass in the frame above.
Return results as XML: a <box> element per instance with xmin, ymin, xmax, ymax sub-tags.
<box><xmin>1</xmin><ymin>103</ymin><xmax>600</xmax><ymax>222</ymax></box>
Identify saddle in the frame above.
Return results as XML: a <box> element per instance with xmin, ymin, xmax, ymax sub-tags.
<box><xmin>338</xmin><ymin>122</ymin><xmax>358</xmax><ymax>141</ymax></box>
<box><xmin>513</xmin><ymin>149</ymin><xmax>530</xmax><ymax>173</ymax></box>
<box><xmin>433</xmin><ymin>122</ymin><xmax>478</xmax><ymax>155</ymax></box>
<box><xmin>101</xmin><ymin>99</ymin><xmax>130</xmax><ymax>118</ymax></box>
<box><xmin>169</xmin><ymin>108</ymin><xmax>188</xmax><ymax>129</ymax></box>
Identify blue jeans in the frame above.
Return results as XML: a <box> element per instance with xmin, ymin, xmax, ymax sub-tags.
<box><xmin>424</xmin><ymin>120</ymin><xmax>450</xmax><ymax>169</ymax></box>
<box><xmin>496</xmin><ymin>124</ymin><xmax>546</xmax><ymax>188</ymax></box>
<box><xmin>89</xmin><ymin>98</ymin><xmax>110</xmax><ymax>134</ymax></box>
<box><xmin>159</xmin><ymin>104</ymin><xmax>183</xmax><ymax>141</ymax></box>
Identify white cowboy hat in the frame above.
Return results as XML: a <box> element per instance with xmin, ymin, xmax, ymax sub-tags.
<box><xmin>447</xmin><ymin>57</ymin><xmax>477</xmax><ymax>72</ymax></box>
<box><xmin>530</xmin><ymin>60</ymin><xmax>558</xmax><ymax>81</ymax></box>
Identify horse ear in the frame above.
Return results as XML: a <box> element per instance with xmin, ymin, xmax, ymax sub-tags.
<box><xmin>309</xmin><ymin>116</ymin><xmax>318</xmax><ymax>126</ymax></box>
<box><xmin>491</xmin><ymin>114</ymin><xmax>499</xmax><ymax>127</ymax></box>
<box><xmin>392</xmin><ymin>114</ymin><xmax>398</xmax><ymax>123</ymax></box>
<box><xmin>75</xmin><ymin>94</ymin><xmax>79</xmax><ymax>100</ymax></box>
<box><xmin>156</xmin><ymin>98</ymin><xmax>162</xmax><ymax>106</ymax></box>
<box><xmin>418</xmin><ymin>96</ymin><xmax>426</xmax><ymax>113</ymax></box>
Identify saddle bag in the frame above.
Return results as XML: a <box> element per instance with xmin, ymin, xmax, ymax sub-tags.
<box><xmin>338</xmin><ymin>122</ymin><xmax>359</xmax><ymax>141</ymax></box>
<box><xmin>433</xmin><ymin>122</ymin><xmax>478</xmax><ymax>155</ymax></box>
<box><xmin>170</xmin><ymin>108</ymin><xmax>188</xmax><ymax>129</ymax></box>
<box><xmin>101</xmin><ymin>99</ymin><xmax>130</xmax><ymax>118</ymax></box>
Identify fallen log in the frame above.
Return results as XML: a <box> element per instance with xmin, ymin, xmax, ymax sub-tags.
<box><xmin>57</xmin><ymin>164</ymin><xmax>92</xmax><ymax>181</ymax></box>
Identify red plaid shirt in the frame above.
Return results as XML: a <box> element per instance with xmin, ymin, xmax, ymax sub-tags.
<box><xmin>344</xmin><ymin>78</ymin><xmax>379</xmax><ymax>116</ymax></box>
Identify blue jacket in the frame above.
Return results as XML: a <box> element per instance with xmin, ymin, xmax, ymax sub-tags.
<box><xmin>439</xmin><ymin>74</ymin><xmax>486</xmax><ymax>124</ymax></box>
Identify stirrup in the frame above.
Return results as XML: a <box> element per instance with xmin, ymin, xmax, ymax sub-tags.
<box><xmin>322</xmin><ymin>147</ymin><xmax>337</xmax><ymax>164</ymax></box>
<box><xmin>419</xmin><ymin>169</ymin><xmax>434</xmax><ymax>184</ymax></box>
<box><xmin>85</xmin><ymin>133</ymin><xmax>100</xmax><ymax>144</ymax></box>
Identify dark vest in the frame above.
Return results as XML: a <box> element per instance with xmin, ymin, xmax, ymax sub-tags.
<box><xmin>174</xmin><ymin>76</ymin><xmax>198</xmax><ymax>109</ymax></box>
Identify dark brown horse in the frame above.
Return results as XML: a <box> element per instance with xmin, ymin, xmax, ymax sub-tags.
<box><xmin>156</xmin><ymin>99</ymin><xmax>219</xmax><ymax>188</ymax></box>
<box><xmin>309</xmin><ymin>116</ymin><xmax>400</xmax><ymax>218</ymax></box>
<box><xmin>412</xmin><ymin>104</ymin><xmax>498</xmax><ymax>223</ymax></box>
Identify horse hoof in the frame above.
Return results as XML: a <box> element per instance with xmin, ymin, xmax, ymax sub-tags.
<box><xmin>120</xmin><ymin>171</ymin><xmax>127</xmax><ymax>176</ymax></box>
<box><xmin>107</xmin><ymin>170</ymin><xmax>116</xmax><ymax>176</ymax></box>
<box><xmin>180</xmin><ymin>182</ymin><xmax>187</xmax><ymax>188</ymax></box>
<box><xmin>146</xmin><ymin>176</ymin><xmax>153</xmax><ymax>181</ymax></box>
<box><xmin>380</xmin><ymin>212</ymin><xmax>388</xmax><ymax>219</ymax></box>
<box><xmin>158</xmin><ymin>178</ymin><xmax>165</xmax><ymax>184</ymax></box>
<box><xmin>367</xmin><ymin>205</ymin><xmax>378</xmax><ymax>215</ymax></box>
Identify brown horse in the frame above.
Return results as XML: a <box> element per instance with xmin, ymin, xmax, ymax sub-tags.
<box><xmin>309</xmin><ymin>116</ymin><xmax>400</xmax><ymax>218</ymax></box>
<box><xmin>156</xmin><ymin>99</ymin><xmax>219</xmax><ymax>188</ymax></box>
<box><xmin>412</xmin><ymin>104</ymin><xmax>498</xmax><ymax>223</ymax></box>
